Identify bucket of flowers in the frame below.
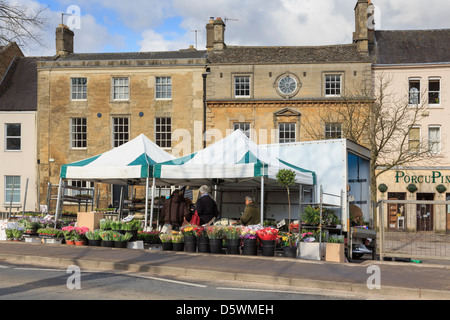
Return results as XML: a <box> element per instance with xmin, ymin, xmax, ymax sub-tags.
<box><xmin>206</xmin><ymin>225</ymin><xmax>223</xmax><ymax>254</ymax></box>
<box><xmin>257</xmin><ymin>227</ymin><xmax>279</xmax><ymax>256</ymax></box>
<box><xmin>159</xmin><ymin>233</ymin><xmax>173</xmax><ymax>251</ymax></box>
<box><xmin>171</xmin><ymin>233</ymin><xmax>185</xmax><ymax>251</ymax></box>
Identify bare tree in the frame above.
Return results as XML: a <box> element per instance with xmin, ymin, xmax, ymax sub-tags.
<box><xmin>304</xmin><ymin>74</ymin><xmax>437</xmax><ymax>203</ymax></box>
<box><xmin>0</xmin><ymin>0</ymin><xmax>48</xmax><ymax>48</ymax></box>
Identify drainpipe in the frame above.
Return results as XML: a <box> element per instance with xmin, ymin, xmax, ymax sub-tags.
<box><xmin>202</xmin><ymin>68</ymin><xmax>210</xmax><ymax>149</ymax></box>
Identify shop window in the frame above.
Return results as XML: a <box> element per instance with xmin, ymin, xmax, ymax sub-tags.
<box><xmin>388</xmin><ymin>192</ymin><xmax>406</xmax><ymax>230</ymax></box>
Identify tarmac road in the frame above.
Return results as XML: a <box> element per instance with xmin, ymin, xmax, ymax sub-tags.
<box><xmin>0</xmin><ymin>241</ymin><xmax>449</xmax><ymax>300</ymax></box>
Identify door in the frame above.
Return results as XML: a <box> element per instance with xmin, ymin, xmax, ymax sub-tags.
<box><xmin>416</xmin><ymin>193</ymin><xmax>434</xmax><ymax>232</ymax></box>
<box><xmin>112</xmin><ymin>185</ymin><xmax>128</xmax><ymax>209</ymax></box>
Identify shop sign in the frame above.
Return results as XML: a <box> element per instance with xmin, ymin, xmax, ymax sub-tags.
<box><xmin>395</xmin><ymin>171</ymin><xmax>450</xmax><ymax>184</ymax></box>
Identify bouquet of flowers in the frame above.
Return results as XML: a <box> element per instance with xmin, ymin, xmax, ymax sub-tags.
<box><xmin>206</xmin><ymin>225</ymin><xmax>223</xmax><ymax>239</ymax></box>
<box><xmin>159</xmin><ymin>233</ymin><xmax>172</xmax><ymax>243</ymax></box>
<box><xmin>223</xmin><ymin>226</ymin><xmax>241</xmax><ymax>240</ymax></box>
<box><xmin>240</xmin><ymin>227</ymin><xmax>258</xmax><ymax>240</ymax></box>
<box><xmin>138</xmin><ymin>230</ymin><xmax>161</xmax><ymax>244</ymax></box>
<box><xmin>256</xmin><ymin>227</ymin><xmax>278</xmax><ymax>241</ymax></box>
<box><xmin>171</xmin><ymin>233</ymin><xmax>184</xmax><ymax>243</ymax></box>
<box><xmin>181</xmin><ymin>224</ymin><xmax>203</xmax><ymax>237</ymax></box>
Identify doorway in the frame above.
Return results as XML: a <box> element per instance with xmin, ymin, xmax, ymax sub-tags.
<box><xmin>416</xmin><ymin>193</ymin><xmax>434</xmax><ymax>231</ymax></box>
<box><xmin>388</xmin><ymin>192</ymin><xmax>406</xmax><ymax>230</ymax></box>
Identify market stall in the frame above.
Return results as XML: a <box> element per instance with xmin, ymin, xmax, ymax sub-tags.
<box><xmin>153</xmin><ymin>129</ymin><xmax>317</xmax><ymax>224</ymax></box>
<box><xmin>56</xmin><ymin>133</ymin><xmax>175</xmax><ymax>228</ymax></box>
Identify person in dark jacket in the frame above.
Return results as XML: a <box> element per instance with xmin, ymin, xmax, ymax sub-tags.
<box><xmin>239</xmin><ymin>196</ymin><xmax>260</xmax><ymax>226</ymax></box>
<box><xmin>162</xmin><ymin>189</ymin><xmax>191</xmax><ymax>229</ymax></box>
<box><xmin>195</xmin><ymin>185</ymin><xmax>219</xmax><ymax>225</ymax></box>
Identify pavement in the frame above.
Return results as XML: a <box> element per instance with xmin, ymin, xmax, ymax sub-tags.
<box><xmin>0</xmin><ymin>241</ymin><xmax>449</xmax><ymax>300</ymax></box>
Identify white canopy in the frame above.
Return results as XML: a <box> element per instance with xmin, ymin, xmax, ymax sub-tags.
<box><xmin>154</xmin><ymin>129</ymin><xmax>316</xmax><ymax>187</ymax></box>
<box><xmin>60</xmin><ymin>133</ymin><xmax>175</xmax><ymax>185</ymax></box>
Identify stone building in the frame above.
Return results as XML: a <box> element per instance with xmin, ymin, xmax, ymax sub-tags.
<box><xmin>203</xmin><ymin>2</ymin><xmax>373</xmax><ymax>146</ymax></box>
<box><xmin>37</xmin><ymin>25</ymin><xmax>208</xmax><ymax>208</ymax></box>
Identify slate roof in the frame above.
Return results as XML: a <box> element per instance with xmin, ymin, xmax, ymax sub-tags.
<box><xmin>372</xmin><ymin>29</ymin><xmax>450</xmax><ymax>65</ymax></box>
<box><xmin>207</xmin><ymin>44</ymin><xmax>371</xmax><ymax>64</ymax></box>
<box><xmin>55</xmin><ymin>50</ymin><xmax>208</xmax><ymax>61</ymax></box>
<box><xmin>0</xmin><ymin>57</ymin><xmax>40</xmax><ymax>111</ymax></box>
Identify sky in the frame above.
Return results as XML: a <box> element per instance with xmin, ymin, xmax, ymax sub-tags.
<box><xmin>11</xmin><ymin>0</ymin><xmax>450</xmax><ymax>57</ymax></box>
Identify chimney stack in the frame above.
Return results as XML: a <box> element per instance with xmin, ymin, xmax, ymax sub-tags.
<box><xmin>56</xmin><ymin>24</ymin><xmax>74</xmax><ymax>56</ymax></box>
<box><xmin>206</xmin><ymin>17</ymin><xmax>226</xmax><ymax>52</ymax></box>
<box><xmin>353</xmin><ymin>0</ymin><xmax>369</xmax><ymax>52</ymax></box>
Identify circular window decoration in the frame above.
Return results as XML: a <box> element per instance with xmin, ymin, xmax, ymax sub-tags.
<box><xmin>275</xmin><ymin>73</ymin><xmax>301</xmax><ymax>98</ymax></box>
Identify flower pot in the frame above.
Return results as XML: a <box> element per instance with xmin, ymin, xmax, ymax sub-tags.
<box><xmin>325</xmin><ymin>243</ymin><xmax>345</xmax><ymax>263</ymax></box>
<box><xmin>261</xmin><ymin>240</ymin><xmax>276</xmax><ymax>257</ymax></box>
<box><xmin>300</xmin><ymin>242</ymin><xmax>325</xmax><ymax>261</ymax></box>
<box><xmin>242</xmin><ymin>238</ymin><xmax>257</xmax><ymax>256</ymax></box>
<box><xmin>75</xmin><ymin>240</ymin><xmax>85</xmax><ymax>246</ymax></box>
<box><xmin>66</xmin><ymin>240</ymin><xmax>75</xmax><ymax>245</ymax></box>
<box><xmin>114</xmin><ymin>241</ymin><xmax>128</xmax><ymax>248</ymax></box>
<box><xmin>88</xmin><ymin>239</ymin><xmax>102</xmax><ymax>247</ymax></box>
<box><xmin>209</xmin><ymin>238</ymin><xmax>223</xmax><ymax>254</ymax></box>
<box><xmin>173</xmin><ymin>242</ymin><xmax>185</xmax><ymax>251</ymax></box>
<box><xmin>102</xmin><ymin>240</ymin><xmax>114</xmax><ymax>248</ymax></box>
<box><xmin>197</xmin><ymin>236</ymin><xmax>210</xmax><ymax>253</ymax></box>
<box><xmin>225</xmin><ymin>238</ymin><xmax>240</xmax><ymax>255</ymax></box>
<box><xmin>282</xmin><ymin>246</ymin><xmax>297</xmax><ymax>258</ymax></box>
<box><xmin>161</xmin><ymin>242</ymin><xmax>173</xmax><ymax>251</ymax></box>
<box><xmin>184</xmin><ymin>235</ymin><xmax>197</xmax><ymax>252</ymax></box>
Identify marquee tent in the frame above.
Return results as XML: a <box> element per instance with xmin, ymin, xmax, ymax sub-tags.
<box><xmin>56</xmin><ymin>134</ymin><xmax>175</xmax><ymax>227</ymax></box>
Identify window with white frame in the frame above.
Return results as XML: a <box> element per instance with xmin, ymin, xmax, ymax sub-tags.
<box><xmin>66</xmin><ymin>180</ymin><xmax>94</xmax><ymax>197</ymax></box>
<box><xmin>156</xmin><ymin>77</ymin><xmax>172</xmax><ymax>99</ymax></box>
<box><xmin>71</xmin><ymin>118</ymin><xmax>87</xmax><ymax>149</ymax></box>
<box><xmin>5</xmin><ymin>123</ymin><xmax>21</xmax><ymax>151</ymax></box>
<box><xmin>428</xmin><ymin>126</ymin><xmax>441</xmax><ymax>154</ymax></box>
<box><xmin>234</xmin><ymin>76</ymin><xmax>250</xmax><ymax>98</ymax></box>
<box><xmin>233</xmin><ymin>122</ymin><xmax>251</xmax><ymax>138</ymax></box>
<box><xmin>325</xmin><ymin>74</ymin><xmax>342</xmax><ymax>96</ymax></box>
<box><xmin>325</xmin><ymin>122</ymin><xmax>342</xmax><ymax>139</ymax></box>
<box><xmin>71</xmin><ymin>78</ymin><xmax>87</xmax><ymax>100</ymax></box>
<box><xmin>112</xmin><ymin>77</ymin><xmax>129</xmax><ymax>100</ymax></box>
<box><xmin>155</xmin><ymin>117</ymin><xmax>172</xmax><ymax>148</ymax></box>
<box><xmin>5</xmin><ymin>176</ymin><xmax>20</xmax><ymax>204</ymax></box>
<box><xmin>279</xmin><ymin>123</ymin><xmax>296</xmax><ymax>143</ymax></box>
<box><xmin>409</xmin><ymin>79</ymin><xmax>421</xmax><ymax>105</ymax></box>
<box><xmin>408</xmin><ymin>126</ymin><xmax>421</xmax><ymax>152</ymax></box>
<box><xmin>429</xmin><ymin>78</ymin><xmax>441</xmax><ymax>105</ymax></box>
<box><xmin>112</xmin><ymin>117</ymin><xmax>129</xmax><ymax>147</ymax></box>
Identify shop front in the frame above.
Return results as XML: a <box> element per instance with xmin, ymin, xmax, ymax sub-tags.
<box><xmin>377</xmin><ymin>169</ymin><xmax>450</xmax><ymax>233</ymax></box>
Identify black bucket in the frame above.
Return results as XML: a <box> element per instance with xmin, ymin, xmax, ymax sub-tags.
<box><xmin>242</xmin><ymin>238</ymin><xmax>257</xmax><ymax>256</ymax></box>
<box><xmin>209</xmin><ymin>238</ymin><xmax>223</xmax><ymax>254</ymax></box>
<box><xmin>261</xmin><ymin>240</ymin><xmax>276</xmax><ymax>256</ymax></box>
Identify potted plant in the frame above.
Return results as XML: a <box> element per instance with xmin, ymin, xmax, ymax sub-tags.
<box><xmin>159</xmin><ymin>233</ymin><xmax>172</xmax><ymax>251</ymax></box>
<box><xmin>62</xmin><ymin>226</ymin><xmax>75</xmax><ymax>245</ymax></box>
<box><xmin>110</xmin><ymin>221</ymin><xmax>122</xmax><ymax>232</ymax></box>
<box><xmin>100</xmin><ymin>230</ymin><xmax>117</xmax><ymax>247</ymax></box>
<box><xmin>206</xmin><ymin>225</ymin><xmax>223</xmax><ymax>254</ymax></box>
<box><xmin>113</xmin><ymin>232</ymin><xmax>133</xmax><ymax>248</ymax></box>
<box><xmin>240</xmin><ymin>227</ymin><xmax>258</xmax><ymax>256</ymax></box>
<box><xmin>325</xmin><ymin>235</ymin><xmax>345</xmax><ymax>263</ymax></box>
<box><xmin>280</xmin><ymin>232</ymin><xmax>298</xmax><ymax>258</ymax></box>
<box><xmin>276</xmin><ymin>169</ymin><xmax>297</xmax><ymax>255</ymax></box>
<box><xmin>223</xmin><ymin>226</ymin><xmax>241</xmax><ymax>255</ymax></box>
<box><xmin>11</xmin><ymin>228</ymin><xmax>23</xmax><ymax>241</ymax></box>
<box><xmin>85</xmin><ymin>230</ymin><xmax>102</xmax><ymax>246</ymax></box>
<box><xmin>99</xmin><ymin>219</ymin><xmax>112</xmax><ymax>230</ymax></box>
<box><xmin>73</xmin><ymin>227</ymin><xmax>89</xmax><ymax>245</ymax></box>
<box><xmin>299</xmin><ymin>229</ymin><xmax>326</xmax><ymax>261</ymax></box>
<box><xmin>181</xmin><ymin>224</ymin><xmax>200</xmax><ymax>252</ymax></box>
<box><xmin>5</xmin><ymin>228</ymin><xmax>14</xmax><ymax>241</ymax></box>
<box><xmin>171</xmin><ymin>233</ymin><xmax>185</xmax><ymax>251</ymax></box>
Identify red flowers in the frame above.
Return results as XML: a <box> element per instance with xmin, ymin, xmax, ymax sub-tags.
<box><xmin>256</xmin><ymin>227</ymin><xmax>278</xmax><ymax>241</ymax></box>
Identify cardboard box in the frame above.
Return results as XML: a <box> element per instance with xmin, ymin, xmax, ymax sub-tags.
<box><xmin>325</xmin><ymin>243</ymin><xmax>345</xmax><ymax>263</ymax></box>
<box><xmin>77</xmin><ymin>211</ymin><xmax>103</xmax><ymax>232</ymax></box>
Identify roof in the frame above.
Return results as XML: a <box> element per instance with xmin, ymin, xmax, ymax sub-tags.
<box><xmin>207</xmin><ymin>44</ymin><xmax>371</xmax><ymax>64</ymax></box>
<box><xmin>0</xmin><ymin>57</ymin><xmax>40</xmax><ymax>111</ymax></box>
<box><xmin>54</xmin><ymin>50</ymin><xmax>208</xmax><ymax>62</ymax></box>
<box><xmin>372</xmin><ymin>29</ymin><xmax>450</xmax><ymax>65</ymax></box>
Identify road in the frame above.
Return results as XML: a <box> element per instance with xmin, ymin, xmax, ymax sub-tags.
<box><xmin>0</xmin><ymin>262</ymin><xmax>363</xmax><ymax>301</ymax></box>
